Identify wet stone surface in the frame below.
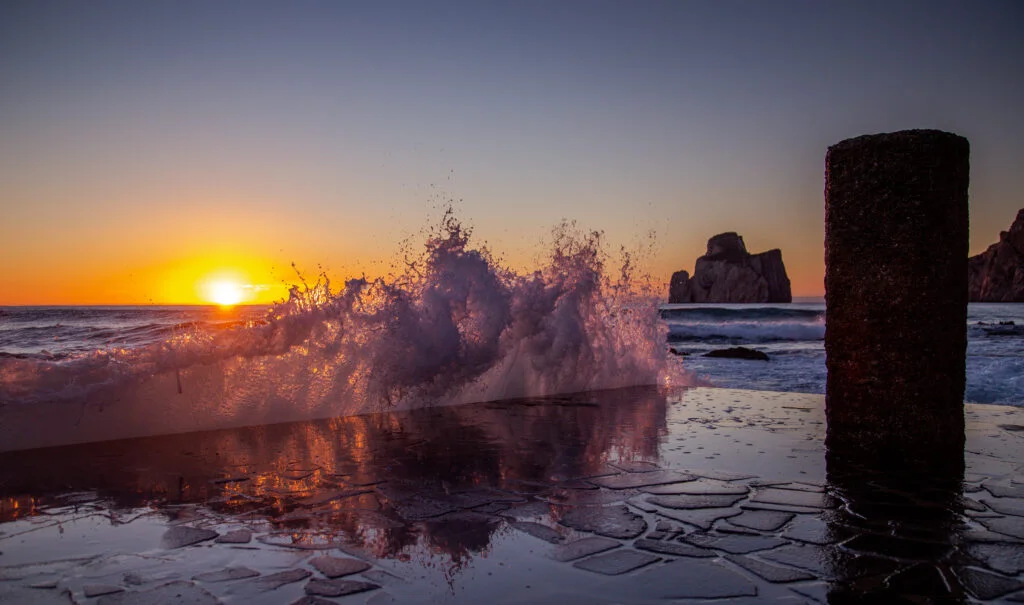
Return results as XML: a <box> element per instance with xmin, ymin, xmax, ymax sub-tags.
<box><xmin>1</xmin><ymin>387</ymin><xmax>1023</xmax><ymax>604</ymax></box>
<box><xmin>571</xmin><ymin>549</ymin><xmax>660</xmax><ymax>575</ymax></box>
<box><xmin>161</xmin><ymin>526</ymin><xmax>219</xmax><ymax>549</ymax></box>
<box><xmin>304</xmin><ymin>578</ymin><xmax>380</xmax><ymax>597</ymax></box>
<box><xmin>193</xmin><ymin>567</ymin><xmax>261</xmax><ymax>582</ymax></box>
<box><xmin>558</xmin><ymin>504</ymin><xmax>646</xmax><ymax>539</ymax></box>
<box><xmin>549</xmin><ymin>536</ymin><xmax>620</xmax><ymax>562</ymax></box>
<box><xmin>308</xmin><ymin>555</ymin><xmax>371</xmax><ymax>578</ymax></box>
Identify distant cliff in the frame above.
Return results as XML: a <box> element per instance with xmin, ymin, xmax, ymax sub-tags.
<box><xmin>968</xmin><ymin>208</ymin><xmax>1024</xmax><ymax>302</ymax></box>
<box><xmin>669</xmin><ymin>233</ymin><xmax>792</xmax><ymax>303</ymax></box>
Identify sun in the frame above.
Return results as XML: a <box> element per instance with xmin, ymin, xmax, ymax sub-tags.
<box><xmin>207</xmin><ymin>280</ymin><xmax>245</xmax><ymax>307</ymax></box>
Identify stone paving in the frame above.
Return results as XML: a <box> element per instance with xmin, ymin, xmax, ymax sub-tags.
<box><xmin>0</xmin><ymin>387</ymin><xmax>1022</xmax><ymax>603</ymax></box>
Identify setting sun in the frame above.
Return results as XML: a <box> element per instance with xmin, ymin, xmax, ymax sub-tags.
<box><xmin>207</xmin><ymin>280</ymin><xmax>245</xmax><ymax>306</ymax></box>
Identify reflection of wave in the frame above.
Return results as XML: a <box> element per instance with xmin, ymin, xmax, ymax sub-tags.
<box><xmin>0</xmin><ymin>387</ymin><xmax>668</xmax><ymax>567</ymax></box>
<box><xmin>0</xmin><ymin>216</ymin><xmax>686</xmax><ymax>451</ymax></box>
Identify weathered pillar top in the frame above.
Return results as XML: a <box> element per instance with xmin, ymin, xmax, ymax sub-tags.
<box><xmin>827</xmin><ymin>128</ymin><xmax>969</xmax><ymax>155</ymax></box>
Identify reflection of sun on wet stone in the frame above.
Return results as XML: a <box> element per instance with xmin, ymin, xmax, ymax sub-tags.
<box><xmin>726</xmin><ymin>510</ymin><xmax>795</xmax><ymax>532</ymax></box>
<box><xmin>559</xmin><ymin>505</ymin><xmax>646</xmax><ymax>539</ymax></box>
<box><xmin>647</xmin><ymin>493</ymin><xmax>745</xmax><ymax>510</ymax></box>
<box><xmin>571</xmin><ymin>549</ymin><xmax>660</xmax><ymax>575</ymax></box>
<box><xmin>160</xmin><ymin>526</ymin><xmax>218</xmax><ymax>549</ymax></box>
<box><xmin>304</xmin><ymin>578</ymin><xmax>380</xmax><ymax>597</ymax></box>
<box><xmin>309</xmin><ymin>555</ymin><xmax>371</xmax><ymax>578</ymax></box>
<box><xmin>548</xmin><ymin>536</ymin><xmax>620</xmax><ymax>562</ymax></box>
<box><xmin>193</xmin><ymin>566</ymin><xmax>260</xmax><ymax>582</ymax></box>
<box><xmin>723</xmin><ymin>554</ymin><xmax>815</xmax><ymax>583</ymax></box>
<box><xmin>96</xmin><ymin>581</ymin><xmax>218</xmax><ymax>605</ymax></box>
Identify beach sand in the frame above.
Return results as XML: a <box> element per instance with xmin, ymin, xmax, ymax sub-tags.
<box><xmin>1</xmin><ymin>386</ymin><xmax>1022</xmax><ymax>603</ymax></box>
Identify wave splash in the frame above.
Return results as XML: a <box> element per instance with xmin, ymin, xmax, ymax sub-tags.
<box><xmin>0</xmin><ymin>213</ymin><xmax>685</xmax><ymax>449</ymax></box>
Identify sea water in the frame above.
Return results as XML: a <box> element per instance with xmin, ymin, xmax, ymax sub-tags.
<box><xmin>663</xmin><ymin>301</ymin><xmax>1024</xmax><ymax>405</ymax></box>
<box><xmin>1</xmin><ymin>216</ymin><xmax>1021</xmax><ymax>450</ymax></box>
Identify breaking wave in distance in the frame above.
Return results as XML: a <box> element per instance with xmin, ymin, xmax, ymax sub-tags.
<box><xmin>0</xmin><ymin>212</ymin><xmax>688</xmax><ymax>450</ymax></box>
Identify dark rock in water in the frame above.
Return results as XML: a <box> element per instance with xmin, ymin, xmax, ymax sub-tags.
<box><xmin>703</xmin><ymin>347</ymin><xmax>769</xmax><ymax>361</ymax></box>
<box><xmin>968</xmin><ymin>208</ymin><xmax>1024</xmax><ymax>302</ymax></box>
<box><xmin>669</xmin><ymin>232</ymin><xmax>791</xmax><ymax>303</ymax></box>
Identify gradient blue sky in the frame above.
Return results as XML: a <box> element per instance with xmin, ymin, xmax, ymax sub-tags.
<box><xmin>2</xmin><ymin>1</ymin><xmax>1022</xmax><ymax>302</ymax></box>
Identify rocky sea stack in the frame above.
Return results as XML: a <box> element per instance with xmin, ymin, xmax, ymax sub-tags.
<box><xmin>968</xmin><ymin>208</ymin><xmax>1024</xmax><ymax>302</ymax></box>
<box><xmin>669</xmin><ymin>233</ymin><xmax>792</xmax><ymax>303</ymax></box>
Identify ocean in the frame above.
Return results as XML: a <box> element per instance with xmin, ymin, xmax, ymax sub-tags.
<box><xmin>663</xmin><ymin>301</ymin><xmax>1024</xmax><ymax>405</ymax></box>
<box><xmin>3</xmin><ymin>302</ymin><xmax>1021</xmax><ymax>411</ymax></box>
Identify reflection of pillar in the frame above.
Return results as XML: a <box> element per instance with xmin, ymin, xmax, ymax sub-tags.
<box><xmin>825</xmin><ymin>463</ymin><xmax>964</xmax><ymax>602</ymax></box>
<box><xmin>824</xmin><ymin>129</ymin><xmax>969</xmax><ymax>460</ymax></box>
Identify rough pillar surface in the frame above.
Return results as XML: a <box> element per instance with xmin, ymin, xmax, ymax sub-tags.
<box><xmin>824</xmin><ymin>129</ymin><xmax>969</xmax><ymax>459</ymax></box>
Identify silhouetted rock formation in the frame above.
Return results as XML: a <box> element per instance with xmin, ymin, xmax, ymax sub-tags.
<box><xmin>669</xmin><ymin>233</ymin><xmax>791</xmax><ymax>303</ymax></box>
<box><xmin>968</xmin><ymin>208</ymin><xmax>1024</xmax><ymax>302</ymax></box>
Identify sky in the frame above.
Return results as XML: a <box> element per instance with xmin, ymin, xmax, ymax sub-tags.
<box><xmin>1</xmin><ymin>0</ymin><xmax>1022</xmax><ymax>304</ymax></box>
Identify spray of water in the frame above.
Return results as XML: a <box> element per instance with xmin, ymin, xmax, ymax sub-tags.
<box><xmin>0</xmin><ymin>211</ymin><xmax>692</xmax><ymax>449</ymax></box>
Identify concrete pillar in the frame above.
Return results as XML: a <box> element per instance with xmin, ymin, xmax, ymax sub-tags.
<box><xmin>824</xmin><ymin>129</ymin><xmax>969</xmax><ymax>459</ymax></box>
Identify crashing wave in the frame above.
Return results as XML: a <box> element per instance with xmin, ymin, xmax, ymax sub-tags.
<box><xmin>0</xmin><ymin>212</ymin><xmax>689</xmax><ymax>450</ymax></box>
